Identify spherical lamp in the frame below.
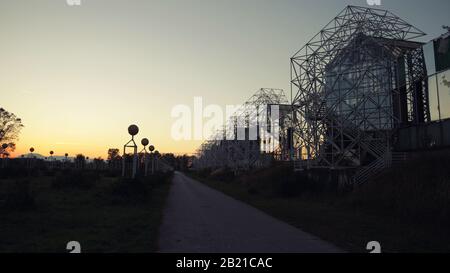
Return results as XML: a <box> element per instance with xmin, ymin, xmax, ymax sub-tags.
<box><xmin>141</xmin><ymin>138</ymin><xmax>149</xmax><ymax>147</ymax></box>
<box><xmin>128</xmin><ymin>125</ymin><xmax>139</xmax><ymax>136</ymax></box>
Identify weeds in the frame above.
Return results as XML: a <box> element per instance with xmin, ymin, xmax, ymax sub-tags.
<box><xmin>51</xmin><ymin>169</ymin><xmax>99</xmax><ymax>190</ymax></box>
<box><xmin>3</xmin><ymin>179</ymin><xmax>36</xmax><ymax>211</ymax></box>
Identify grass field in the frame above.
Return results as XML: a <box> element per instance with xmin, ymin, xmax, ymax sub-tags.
<box><xmin>188</xmin><ymin>150</ymin><xmax>450</xmax><ymax>253</ymax></box>
<box><xmin>0</xmin><ymin>171</ymin><xmax>172</xmax><ymax>253</ymax></box>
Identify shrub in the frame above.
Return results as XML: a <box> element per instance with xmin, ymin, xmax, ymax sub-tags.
<box><xmin>52</xmin><ymin>169</ymin><xmax>98</xmax><ymax>190</ymax></box>
<box><xmin>109</xmin><ymin>172</ymin><xmax>173</xmax><ymax>204</ymax></box>
<box><xmin>278</xmin><ymin>174</ymin><xmax>303</xmax><ymax>198</ymax></box>
<box><xmin>348</xmin><ymin>150</ymin><xmax>450</xmax><ymax>225</ymax></box>
<box><xmin>146</xmin><ymin>171</ymin><xmax>173</xmax><ymax>186</ymax></box>
<box><xmin>4</xmin><ymin>179</ymin><xmax>36</xmax><ymax>211</ymax></box>
<box><xmin>209</xmin><ymin>168</ymin><xmax>235</xmax><ymax>182</ymax></box>
<box><xmin>197</xmin><ymin>168</ymin><xmax>212</xmax><ymax>178</ymax></box>
<box><xmin>247</xmin><ymin>186</ymin><xmax>259</xmax><ymax>195</ymax></box>
<box><xmin>110</xmin><ymin>177</ymin><xmax>151</xmax><ymax>204</ymax></box>
<box><xmin>238</xmin><ymin>164</ymin><xmax>302</xmax><ymax>197</ymax></box>
<box><xmin>0</xmin><ymin>167</ymin><xmax>33</xmax><ymax>179</ymax></box>
<box><xmin>103</xmin><ymin>170</ymin><xmax>121</xmax><ymax>178</ymax></box>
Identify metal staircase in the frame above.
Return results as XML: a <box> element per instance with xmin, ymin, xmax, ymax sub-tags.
<box><xmin>291</xmin><ymin>111</ymin><xmax>410</xmax><ymax>185</ymax></box>
<box><xmin>353</xmin><ymin>151</ymin><xmax>410</xmax><ymax>185</ymax></box>
<box><xmin>332</xmin><ymin>115</ymin><xmax>392</xmax><ymax>185</ymax></box>
<box><xmin>353</xmin><ymin>153</ymin><xmax>390</xmax><ymax>185</ymax></box>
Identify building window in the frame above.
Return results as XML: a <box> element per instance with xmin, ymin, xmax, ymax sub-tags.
<box><xmin>429</xmin><ymin>68</ymin><xmax>450</xmax><ymax>121</ymax></box>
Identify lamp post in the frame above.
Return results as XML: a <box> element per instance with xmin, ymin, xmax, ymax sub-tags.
<box><xmin>149</xmin><ymin>145</ymin><xmax>155</xmax><ymax>175</ymax></box>
<box><xmin>122</xmin><ymin>125</ymin><xmax>139</xmax><ymax>179</ymax></box>
<box><xmin>49</xmin><ymin>151</ymin><xmax>54</xmax><ymax>169</ymax></box>
<box><xmin>140</xmin><ymin>138</ymin><xmax>149</xmax><ymax>176</ymax></box>
<box><xmin>148</xmin><ymin>145</ymin><xmax>155</xmax><ymax>175</ymax></box>
<box><xmin>65</xmin><ymin>153</ymin><xmax>69</xmax><ymax>168</ymax></box>
<box><xmin>28</xmin><ymin>147</ymin><xmax>35</xmax><ymax>169</ymax></box>
<box><xmin>154</xmin><ymin>150</ymin><xmax>159</xmax><ymax>172</ymax></box>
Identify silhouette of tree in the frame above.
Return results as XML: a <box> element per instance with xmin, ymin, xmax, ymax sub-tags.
<box><xmin>93</xmin><ymin>157</ymin><xmax>105</xmax><ymax>170</ymax></box>
<box><xmin>75</xmin><ymin>154</ymin><xmax>86</xmax><ymax>169</ymax></box>
<box><xmin>0</xmin><ymin>143</ymin><xmax>16</xmax><ymax>157</ymax></box>
<box><xmin>0</xmin><ymin>108</ymin><xmax>23</xmax><ymax>142</ymax></box>
<box><xmin>157</xmin><ymin>153</ymin><xmax>194</xmax><ymax>170</ymax></box>
<box><xmin>107</xmin><ymin>148</ymin><xmax>120</xmax><ymax>161</ymax></box>
<box><xmin>0</xmin><ymin>142</ymin><xmax>16</xmax><ymax>156</ymax></box>
<box><xmin>161</xmin><ymin>153</ymin><xmax>176</xmax><ymax>166</ymax></box>
<box><xmin>107</xmin><ymin>148</ymin><xmax>121</xmax><ymax>169</ymax></box>
<box><xmin>176</xmin><ymin>154</ymin><xmax>195</xmax><ymax>170</ymax></box>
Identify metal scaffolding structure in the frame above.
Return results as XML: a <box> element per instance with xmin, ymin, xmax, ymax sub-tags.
<box><xmin>194</xmin><ymin>6</ymin><xmax>432</xmax><ymax>185</ymax></box>
<box><xmin>290</xmin><ymin>6</ymin><xmax>430</xmax><ymax>182</ymax></box>
<box><xmin>194</xmin><ymin>88</ymin><xmax>290</xmax><ymax>171</ymax></box>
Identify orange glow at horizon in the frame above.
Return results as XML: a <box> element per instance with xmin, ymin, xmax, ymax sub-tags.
<box><xmin>1</xmin><ymin>0</ymin><xmax>448</xmax><ymax>159</ymax></box>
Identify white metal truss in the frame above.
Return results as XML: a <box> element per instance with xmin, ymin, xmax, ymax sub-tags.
<box><xmin>290</xmin><ymin>5</ymin><xmax>429</xmax><ymax>176</ymax></box>
<box><xmin>194</xmin><ymin>88</ymin><xmax>290</xmax><ymax>171</ymax></box>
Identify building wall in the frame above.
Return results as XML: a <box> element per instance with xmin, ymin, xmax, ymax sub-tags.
<box><xmin>428</xmin><ymin>68</ymin><xmax>450</xmax><ymax>121</ymax></box>
<box><xmin>396</xmin><ymin>118</ymin><xmax>450</xmax><ymax>151</ymax></box>
<box><xmin>324</xmin><ymin>40</ymin><xmax>394</xmax><ymax>131</ymax></box>
<box><xmin>424</xmin><ymin>33</ymin><xmax>450</xmax><ymax>121</ymax></box>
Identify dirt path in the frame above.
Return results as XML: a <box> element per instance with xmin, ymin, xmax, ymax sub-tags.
<box><xmin>158</xmin><ymin>172</ymin><xmax>343</xmax><ymax>253</ymax></box>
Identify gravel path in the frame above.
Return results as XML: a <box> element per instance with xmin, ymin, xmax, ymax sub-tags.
<box><xmin>158</xmin><ymin>172</ymin><xmax>343</xmax><ymax>253</ymax></box>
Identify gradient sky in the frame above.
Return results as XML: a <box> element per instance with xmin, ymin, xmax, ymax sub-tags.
<box><xmin>1</xmin><ymin>0</ymin><xmax>449</xmax><ymax>158</ymax></box>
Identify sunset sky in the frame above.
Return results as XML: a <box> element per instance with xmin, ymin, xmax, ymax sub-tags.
<box><xmin>1</xmin><ymin>0</ymin><xmax>449</xmax><ymax>158</ymax></box>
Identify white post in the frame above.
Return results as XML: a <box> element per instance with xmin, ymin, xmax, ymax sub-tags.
<box><xmin>132</xmin><ymin>144</ymin><xmax>137</xmax><ymax>179</ymax></box>
<box><xmin>122</xmin><ymin>145</ymin><xmax>126</xmax><ymax>177</ymax></box>
<box><xmin>151</xmin><ymin>152</ymin><xmax>155</xmax><ymax>175</ymax></box>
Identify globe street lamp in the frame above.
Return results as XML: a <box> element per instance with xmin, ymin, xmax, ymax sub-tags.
<box><xmin>28</xmin><ymin>147</ymin><xmax>35</xmax><ymax>169</ymax></box>
<box><xmin>140</xmin><ymin>138</ymin><xmax>150</xmax><ymax>176</ymax></box>
<box><xmin>149</xmin><ymin>145</ymin><xmax>155</xmax><ymax>175</ymax></box>
<box><xmin>49</xmin><ymin>151</ymin><xmax>55</xmax><ymax>169</ymax></box>
<box><xmin>64</xmin><ymin>153</ymin><xmax>69</xmax><ymax>168</ymax></box>
<box><xmin>122</xmin><ymin>124</ymin><xmax>139</xmax><ymax>178</ymax></box>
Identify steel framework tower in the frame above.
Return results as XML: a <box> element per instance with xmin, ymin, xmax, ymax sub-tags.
<box><xmin>194</xmin><ymin>88</ymin><xmax>290</xmax><ymax>171</ymax></box>
<box><xmin>290</xmin><ymin>6</ymin><xmax>430</xmax><ymax>177</ymax></box>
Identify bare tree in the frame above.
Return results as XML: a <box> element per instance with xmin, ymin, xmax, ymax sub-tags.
<box><xmin>0</xmin><ymin>108</ymin><xmax>24</xmax><ymax>143</ymax></box>
<box><xmin>0</xmin><ymin>108</ymin><xmax>23</xmax><ymax>156</ymax></box>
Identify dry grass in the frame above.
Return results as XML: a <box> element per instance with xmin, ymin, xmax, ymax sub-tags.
<box><xmin>189</xmin><ymin>149</ymin><xmax>450</xmax><ymax>252</ymax></box>
<box><xmin>0</xmin><ymin>172</ymin><xmax>173</xmax><ymax>253</ymax></box>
